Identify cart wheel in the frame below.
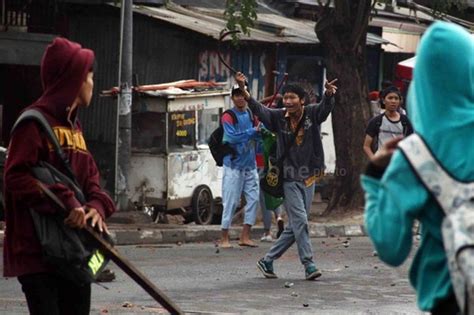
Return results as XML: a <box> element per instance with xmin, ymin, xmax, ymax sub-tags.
<box><xmin>192</xmin><ymin>185</ymin><xmax>215</xmax><ymax>225</ymax></box>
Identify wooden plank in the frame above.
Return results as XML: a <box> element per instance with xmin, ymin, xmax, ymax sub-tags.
<box><xmin>37</xmin><ymin>182</ymin><xmax>184</xmax><ymax>314</ymax></box>
<box><xmin>85</xmin><ymin>225</ymin><xmax>184</xmax><ymax>314</ymax></box>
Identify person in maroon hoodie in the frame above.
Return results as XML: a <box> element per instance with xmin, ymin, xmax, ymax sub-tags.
<box><xmin>3</xmin><ymin>37</ymin><xmax>116</xmax><ymax>314</ymax></box>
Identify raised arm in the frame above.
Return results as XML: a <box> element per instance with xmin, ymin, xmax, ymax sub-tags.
<box><xmin>235</xmin><ymin>72</ymin><xmax>282</xmax><ymax>132</ymax></box>
<box><xmin>308</xmin><ymin>78</ymin><xmax>338</xmax><ymax>124</ymax></box>
<box><xmin>310</xmin><ymin>95</ymin><xmax>335</xmax><ymax>124</ymax></box>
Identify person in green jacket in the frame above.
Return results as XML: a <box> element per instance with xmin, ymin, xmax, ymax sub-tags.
<box><xmin>361</xmin><ymin>21</ymin><xmax>474</xmax><ymax>315</ymax></box>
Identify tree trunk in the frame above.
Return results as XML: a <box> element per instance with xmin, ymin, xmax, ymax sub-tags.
<box><xmin>315</xmin><ymin>1</ymin><xmax>372</xmax><ymax>213</ymax></box>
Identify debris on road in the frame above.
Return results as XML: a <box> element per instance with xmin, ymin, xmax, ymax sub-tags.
<box><xmin>122</xmin><ymin>302</ymin><xmax>133</xmax><ymax>308</ymax></box>
<box><xmin>284</xmin><ymin>282</ymin><xmax>294</xmax><ymax>288</ymax></box>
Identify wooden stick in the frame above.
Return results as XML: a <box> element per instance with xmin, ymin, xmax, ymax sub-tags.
<box><xmin>36</xmin><ymin>182</ymin><xmax>184</xmax><ymax>314</ymax></box>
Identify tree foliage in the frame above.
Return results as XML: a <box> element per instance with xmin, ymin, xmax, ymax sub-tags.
<box><xmin>429</xmin><ymin>0</ymin><xmax>467</xmax><ymax>16</ymax></box>
<box><xmin>224</xmin><ymin>0</ymin><xmax>258</xmax><ymax>44</ymax></box>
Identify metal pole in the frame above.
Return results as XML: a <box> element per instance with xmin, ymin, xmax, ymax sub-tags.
<box><xmin>116</xmin><ymin>0</ymin><xmax>132</xmax><ymax>210</ymax></box>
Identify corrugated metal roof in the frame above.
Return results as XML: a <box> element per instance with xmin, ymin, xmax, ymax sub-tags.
<box><xmin>370</xmin><ymin>17</ymin><xmax>428</xmax><ymax>34</ymax></box>
<box><xmin>130</xmin><ymin>4</ymin><xmax>390</xmax><ymax>46</ymax></box>
<box><xmin>172</xmin><ymin>0</ymin><xmax>277</xmax><ymax>13</ymax></box>
<box><xmin>278</xmin><ymin>1</ymin><xmax>474</xmax><ymax>34</ymax></box>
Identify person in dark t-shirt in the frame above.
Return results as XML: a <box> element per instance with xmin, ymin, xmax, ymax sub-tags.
<box><xmin>363</xmin><ymin>86</ymin><xmax>413</xmax><ymax>159</ymax></box>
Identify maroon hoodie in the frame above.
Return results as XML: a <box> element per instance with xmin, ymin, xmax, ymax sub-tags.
<box><xmin>3</xmin><ymin>37</ymin><xmax>116</xmax><ymax>277</ymax></box>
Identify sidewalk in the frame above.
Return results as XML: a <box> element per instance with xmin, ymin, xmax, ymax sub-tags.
<box><xmin>0</xmin><ymin>200</ymin><xmax>366</xmax><ymax>246</ymax></box>
<box><xmin>102</xmin><ymin>197</ymin><xmax>365</xmax><ymax>245</ymax></box>
<box><xmin>105</xmin><ymin>221</ymin><xmax>366</xmax><ymax>246</ymax></box>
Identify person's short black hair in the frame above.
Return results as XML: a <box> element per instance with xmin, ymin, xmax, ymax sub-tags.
<box><xmin>231</xmin><ymin>83</ymin><xmax>249</xmax><ymax>97</ymax></box>
<box><xmin>231</xmin><ymin>88</ymin><xmax>245</xmax><ymax>97</ymax></box>
<box><xmin>282</xmin><ymin>84</ymin><xmax>306</xmax><ymax>100</ymax></box>
<box><xmin>379</xmin><ymin>85</ymin><xmax>402</xmax><ymax>106</ymax></box>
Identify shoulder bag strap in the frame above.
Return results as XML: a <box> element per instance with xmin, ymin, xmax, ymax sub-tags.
<box><xmin>277</xmin><ymin>108</ymin><xmax>306</xmax><ymax>165</ymax></box>
<box><xmin>11</xmin><ymin>109</ymin><xmax>81</xmax><ymax>188</ymax></box>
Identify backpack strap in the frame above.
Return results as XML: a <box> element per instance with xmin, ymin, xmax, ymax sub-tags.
<box><xmin>221</xmin><ymin>108</ymin><xmax>256</xmax><ymax>126</ymax></box>
<box><xmin>220</xmin><ymin>109</ymin><xmax>238</xmax><ymax>126</ymax></box>
<box><xmin>398</xmin><ymin>134</ymin><xmax>474</xmax><ymax>215</ymax></box>
<box><xmin>400</xmin><ymin>114</ymin><xmax>412</xmax><ymax>136</ymax></box>
<box><xmin>10</xmin><ymin>109</ymin><xmax>80</xmax><ymax>188</ymax></box>
<box><xmin>374</xmin><ymin>113</ymin><xmax>384</xmax><ymax>126</ymax></box>
<box><xmin>372</xmin><ymin>113</ymin><xmax>384</xmax><ymax>135</ymax></box>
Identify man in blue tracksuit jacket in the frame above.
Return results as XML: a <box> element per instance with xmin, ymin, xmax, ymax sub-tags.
<box><xmin>220</xmin><ymin>85</ymin><xmax>261</xmax><ymax>248</ymax></box>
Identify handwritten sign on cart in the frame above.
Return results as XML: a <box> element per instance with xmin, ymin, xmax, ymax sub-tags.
<box><xmin>170</xmin><ymin>112</ymin><xmax>196</xmax><ymax>138</ymax></box>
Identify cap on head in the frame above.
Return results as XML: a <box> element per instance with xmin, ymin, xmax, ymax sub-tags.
<box><xmin>231</xmin><ymin>83</ymin><xmax>248</xmax><ymax>97</ymax></box>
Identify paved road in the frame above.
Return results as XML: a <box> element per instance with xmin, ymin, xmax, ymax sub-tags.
<box><xmin>0</xmin><ymin>237</ymin><xmax>424</xmax><ymax>314</ymax></box>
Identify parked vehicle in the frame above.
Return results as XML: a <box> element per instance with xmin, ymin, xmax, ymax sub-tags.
<box><xmin>124</xmin><ymin>84</ymin><xmax>228</xmax><ymax>224</ymax></box>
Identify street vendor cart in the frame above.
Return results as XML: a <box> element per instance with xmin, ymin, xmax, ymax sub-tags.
<box><xmin>128</xmin><ymin>83</ymin><xmax>228</xmax><ymax>224</ymax></box>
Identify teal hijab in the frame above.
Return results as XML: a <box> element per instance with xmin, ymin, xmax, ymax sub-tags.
<box><xmin>407</xmin><ymin>21</ymin><xmax>474</xmax><ymax>178</ymax></box>
<box><xmin>362</xmin><ymin>22</ymin><xmax>474</xmax><ymax>311</ymax></box>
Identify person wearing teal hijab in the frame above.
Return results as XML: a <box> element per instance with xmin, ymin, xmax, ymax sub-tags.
<box><xmin>361</xmin><ymin>21</ymin><xmax>474</xmax><ymax>314</ymax></box>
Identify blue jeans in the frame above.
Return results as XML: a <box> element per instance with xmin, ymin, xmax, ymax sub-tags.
<box><xmin>221</xmin><ymin>166</ymin><xmax>259</xmax><ymax>230</ymax></box>
<box><xmin>264</xmin><ymin>181</ymin><xmax>316</xmax><ymax>268</ymax></box>
<box><xmin>259</xmin><ymin>189</ymin><xmax>282</xmax><ymax>231</ymax></box>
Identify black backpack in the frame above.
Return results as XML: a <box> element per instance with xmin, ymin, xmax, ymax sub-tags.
<box><xmin>10</xmin><ymin>109</ymin><xmax>112</xmax><ymax>285</ymax></box>
<box><xmin>208</xmin><ymin>108</ymin><xmax>255</xmax><ymax>167</ymax></box>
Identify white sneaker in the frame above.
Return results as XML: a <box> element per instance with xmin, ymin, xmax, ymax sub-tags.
<box><xmin>260</xmin><ymin>234</ymin><xmax>274</xmax><ymax>242</ymax></box>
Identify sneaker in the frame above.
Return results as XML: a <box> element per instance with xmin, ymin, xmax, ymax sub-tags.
<box><xmin>305</xmin><ymin>265</ymin><xmax>322</xmax><ymax>280</ymax></box>
<box><xmin>260</xmin><ymin>234</ymin><xmax>273</xmax><ymax>242</ymax></box>
<box><xmin>276</xmin><ymin>218</ymin><xmax>284</xmax><ymax>238</ymax></box>
<box><xmin>257</xmin><ymin>258</ymin><xmax>277</xmax><ymax>279</ymax></box>
<box><xmin>96</xmin><ymin>269</ymin><xmax>116</xmax><ymax>282</ymax></box>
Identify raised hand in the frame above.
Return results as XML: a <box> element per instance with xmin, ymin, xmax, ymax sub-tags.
<box><xmin>371</xmin><ymin>136</ymin><xmax>403</xmax><ymax>168</ymax></box>
<box><xmin>324</xmin><ymin>78</ymin><xmax>338</xmax><ymax>96</ymax></box>
<box><xmin>235</xmin><ymin>72</ymin><xmax>247</xmax><ymax>90</ymax></box>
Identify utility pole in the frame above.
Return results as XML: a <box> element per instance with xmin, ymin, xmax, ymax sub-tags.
<box><xmin>116</xmin><ymin>0</ymin><xmax>132</xmax><ymax>210</ymax></box>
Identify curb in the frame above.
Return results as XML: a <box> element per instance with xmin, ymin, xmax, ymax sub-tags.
<box><xmin>108</xmin><ymin>223</ymin><xmax>366</xmax><ymax>246</ymax></box>
<box><xmin>0</xmin><ymin>224</ymin><xmax>366</xmax><ymax>247</ymax></box>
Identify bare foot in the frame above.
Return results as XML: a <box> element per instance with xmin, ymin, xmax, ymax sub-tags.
<box><xmin>220</xmin><ymin>241</ymin><xmax>233</xmax><ymax>248</ymax></box>
<box><xmin>238</xmin><ymin>240</ymin><xmax>258</xmax><ymax>247</ymax></box>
